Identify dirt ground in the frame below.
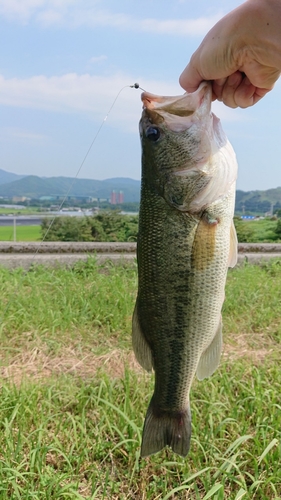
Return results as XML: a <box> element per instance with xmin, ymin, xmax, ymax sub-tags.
<box><xmin>0</xmin><ymin>332</ymin><xmax>276</xmax><ymax>386</ymax></box>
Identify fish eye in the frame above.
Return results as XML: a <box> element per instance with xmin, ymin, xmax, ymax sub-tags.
<box><xmin>145</xmin><ymin>126</ymin><xmax>160</xmax><ymax>142</ymax></box>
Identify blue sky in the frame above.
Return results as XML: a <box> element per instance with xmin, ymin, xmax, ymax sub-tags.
<box><xmin>0</xmin><ymin>0</ymin><xmax>280</xmax><ymax>192</ymax></box>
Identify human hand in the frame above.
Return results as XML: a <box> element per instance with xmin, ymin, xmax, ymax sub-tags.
<box><xmin>179</xmin><ymin>0</ymin><xmax>281</xmax><ymax>108</ymax></box>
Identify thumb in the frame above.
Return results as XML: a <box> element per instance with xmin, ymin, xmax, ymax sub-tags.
<box><xmin>179</xmin><ymin>63</ymin><xmax>203</xmax><ymax>93</ymax></box>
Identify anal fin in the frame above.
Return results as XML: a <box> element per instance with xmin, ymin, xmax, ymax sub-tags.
<box><xmin>132</xmin><ymin>301</ymin><xmax>153</xmax><ymax>372</ymax></box>
<box><xmin>196</xmin><ymin>318</ymin><xmax>223</xmax><ymax>380</ymax></box>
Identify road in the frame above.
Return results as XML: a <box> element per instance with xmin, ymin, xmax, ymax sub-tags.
<box><xmin>0</xmin><ymin>216</ymin><xmax>43</xmax><ymax>226</ymax></box>
<box><xmin>0</xmin><ymin>242</ymin><xmax>280</xmax><ymax>270</ymax></box>
<box><xmin>0</xmin><ymin>212</ymin><xmax>93</xmax><ymax>226</ymax></box>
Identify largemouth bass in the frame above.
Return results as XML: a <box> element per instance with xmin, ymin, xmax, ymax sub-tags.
<box><xmin>133</xmin><ymin>82</ymin><xmax>238</xmax><ymax>458</ymax></box>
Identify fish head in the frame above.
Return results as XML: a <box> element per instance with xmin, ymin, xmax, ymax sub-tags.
<box><xmin>139</xmin><ymin>82</ymin><xmax>237</xmax><ymax>212</ymax></box>
<box><xmin>141</xmin><ymin>81</ymin><xmax>211</xmax><ymax>131</ymax></box>
<box><xmin>140</xmin><ymin>82</ymin><xmax>213</xmax><ymax>171</ymax></box>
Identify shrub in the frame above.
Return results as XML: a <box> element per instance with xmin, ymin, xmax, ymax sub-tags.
<box><xmin>275</xmin><ymin>219</ymin><xmax>281</xmax><ymax>238</ymax></box>
<box><xmin>41</xmin><ymin>212</ymin><xmax>139</xmax><ymax>242</ymax></box>
<box><xmin>41</xmin><ymin>216</ymin><xmax>93</xmax><ymax>242</ymax></box>
<box><xmin>233</xmin><ymin>217</ymin><xmax>255</xmax><ymax>243</ymax></box>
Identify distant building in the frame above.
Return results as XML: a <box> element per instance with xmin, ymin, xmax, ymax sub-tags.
<box><xmin>48</xmin><ymin>195</ymin><xmax>95</xmax><ymax>203</ymax></box>
<box><xmin>110</xmin><ymin>190</ymin><xmax>124</xmax><ymax>204</ymax></box>
<box><xmin>12</xmin><ymin>196</ymin><xmax>30</xmax><ymax>202</ymax></box>
<box><xmin>118</xmin><ymin>191</ymin><xmax>124</xmax><ymax>204</ymax></box>
<box><xmin>110</xmin><ymin>190</ymin><xmax>117</xmax><ymax>204</ymax></box>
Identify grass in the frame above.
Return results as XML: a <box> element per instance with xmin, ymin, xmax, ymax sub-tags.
<box><xmin>0</xmin><ymin>218</ymin><xmax>280</xmax><ymax>243</ymax></box>
<box><xmin>0</xmin><ymin>208</ymin><xmax>43</xmax><ymax>215</ymax></box>
<box><xmin>0</xmin><ymin>225</ymin><xmax>41</xmax><ymax>241</ymax></box>
<box><xmin>236</xmin><ymin>218</ymin><xmax>280</xmax><ymax>243</ymax></box>
<box><xmin>247</xmin><ymin>218</ymin><xmax>279</xmax><ymax>241</ymax></box>
<box><xmin>0</xmin><ymin>258</ymin><xmax>280</xmax><ymax>499</ymax></box>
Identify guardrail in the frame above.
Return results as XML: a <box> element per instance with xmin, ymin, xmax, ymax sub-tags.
<box><xmin>0</xmin><ymin>242</ymin><xmax>280</xmax><ymax>270</ymax></box>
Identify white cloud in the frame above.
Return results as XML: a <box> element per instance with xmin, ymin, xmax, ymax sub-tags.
<box><xmin>0</xmin><ymin>0</ymin><xmax>222</xmax><ymax>36</ymax></box>
<box><xmin>36</xmin><ymin>8</ymin><xmax>62</xmax><ymax>24</ymax></box>
<box><xmin>0</xmin><ymin>73</ymin><xmax>179</xmax><ymax>134</ymax></box>
<box><xmin>43</xmin><ymin>10</ymin><xmax>222</xmax><ymax>35</ymax></box>
<box><xmin>0</xmin><ymin>72</ymin><xmax>243</xmax><ymax>135</ymax></box>
<box><xmin>67</xmin><ymin>8</ymin><xmax>131</xmax><ymax>29</ymax></box>
<box><xmin>88</xmin><ymin>55</ymin><xmax>108</xmax><ymax>64</ymax></box>
<box><xmin>0</xmin><ymin>0</ymin><xmax>90</xmax><ymax>24</ymax></box>
<box><xmin>0</xmin><ymin>0</ymin><xmax>45</xmax><ymax>23</ymax></box>
<box><xmin>139</xmin><ymin>15</ymin><xmax>221</xmax><ymax>36</ymax></box>
<box><xmin>0</xmin><ymin>127</ymin><xmax>48</xmax><ymax>142</ymax></box>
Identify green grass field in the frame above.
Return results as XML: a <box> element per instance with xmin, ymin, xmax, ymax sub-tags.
<box><xmin>241</xmin><ymin>219</ymin><xmax>279</xmax><ymax>242</ymax></box>
<box><xmin>0</xmin><ymin>208</ymin><xmax>43</xmax><ymax>215</ymax></box>
<box><xmin>0</xmin><ymin>258</ymin><xmax>280</xmax><ymax>499</ymax></box>
<box><xmin>0</xmin><ymin>218</ymin><xmax>280</xmax><ymax>243</ymax></box>
<box><xmin>0</xmin><ymin>225</ymin><xmax>41</xmax><ymax>241</ymax></box>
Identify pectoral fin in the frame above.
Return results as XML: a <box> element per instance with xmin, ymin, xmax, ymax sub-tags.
<box><xmin>196</xmin><ymin>319</ymin><xmax>223</xmax><ymax>380</ymax></box>
<box><xmin>191</xmin><ymin>212</ymin><xmax>218</xmax><ymax>271</ymax></box>
<box><xmin>228</xmin><ymin>220</ymin><xmax>238</xmax><ymax>268</ymax></box>
<box><xmin>132</xmin><ymin>302</ymin><xmax>153</xmax><ymax>372</ymax></box>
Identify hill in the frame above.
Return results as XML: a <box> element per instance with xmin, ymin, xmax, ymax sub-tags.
<box><xmin>236</xmin><ymin>188</ymin><xmax>281</xmax><ymax>214</ymax></box>
<box><xmin>0</xmin><ymin>169</ymin><xmax>281</xmax><ymax>212</ymax></box>
<box><xmin>0</xmin><ymin>169</ymin><xmax>26</xmax><ymax>186</ymax></box>
<box><xmin>0</xmin><ymin>173</ymin><xmax>141</xmax><ymax>203</ymax></box>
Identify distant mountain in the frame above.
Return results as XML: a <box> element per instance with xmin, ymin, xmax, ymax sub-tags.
<box><xmin>103</xmin><ymin>177</ymin><xmax>141</xmax><ymax>186</ymax></box>
<box><xmin>235</xmin><ymin>188</ymin><xmax>281</xmax><ymax>213</ymax></box>
<box><xmin>0</xmin><ymin>168</ymin><xmax>26</xmax><ymax>186</ymax></box>
<box><xmin>0</xmin><ymin>171</ymin><xmax>141</xmax><ymax>202</ymax></box>
<box><xmin>0</xmin><ymin>169</ymin><xmax>281</xmax><ymax>212</ymax></box>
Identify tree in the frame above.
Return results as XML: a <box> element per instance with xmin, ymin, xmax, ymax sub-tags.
<box><xmin>275</xmin><ymin>219</ymin><xmax>281</xmax><ymax>238</ymax></box>
<box><xmin>41</xmin><ymin>212</ymin><xmax>139</xmax><ymax>242</ymax></box>
<box><xmin>41</xmin><ymin>216</ymin><xmax>93</xmax><ymax>242</ymax></box>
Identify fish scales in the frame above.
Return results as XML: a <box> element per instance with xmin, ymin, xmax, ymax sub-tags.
<box><xmin>132</xmin><ymin>82</ymin><xmax>238</xmax><ymax>458</ymax></box>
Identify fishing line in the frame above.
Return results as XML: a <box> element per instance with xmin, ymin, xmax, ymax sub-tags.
<box><xmin>0</xmin><ymin>83</ymin><xmax>144</xmax><ymax>324</ymax></box>
<box><xmin>41</xmin><ymin>83</ymin><xmax>145</xmax><ymax>243</ymax></box>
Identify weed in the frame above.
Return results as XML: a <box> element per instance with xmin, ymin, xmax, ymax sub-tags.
<box><xmin>0</xmin><ymin>260</ymin><xmax>280</xmax><ymax>498</ymax></box>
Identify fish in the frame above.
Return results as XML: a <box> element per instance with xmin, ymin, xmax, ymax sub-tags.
<box><xmin>132</xmin><ymin>82</ymin><xmax>238</xmax><ymax>458</ymax></box>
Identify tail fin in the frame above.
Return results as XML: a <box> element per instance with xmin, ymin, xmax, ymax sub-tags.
<box><xmin>140</xmin><ymin>399</ymin><xmax>191</xmax><ymax>458</ymax></box>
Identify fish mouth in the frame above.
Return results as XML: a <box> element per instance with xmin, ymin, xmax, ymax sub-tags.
<box><xmin>140</xmin><ymin>82</ymin><xmax>212</xmax><ymax>132</ymax></box>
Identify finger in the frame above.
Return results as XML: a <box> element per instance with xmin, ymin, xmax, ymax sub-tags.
<box><xmin>234</xmin><ymin>77</ymin><xmax>271</xmax><ymax>107</ymax></box>
<box><xmin>212</xmin><ymin>78</ymin><xmax>228</xmax><ymax>101</ymax></box>
<box><xmin>179</xmin><ymin>61</ymin><xmax>203</xmax><ymax>93</ymax></box>
<box><xmin>220</xmin><ymin>72</ymin><xmax>244</xmax><ymax>108</ymax></box>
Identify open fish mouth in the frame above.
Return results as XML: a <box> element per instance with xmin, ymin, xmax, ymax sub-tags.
<box><xmin>140</xmin><ymin>82</ymin><xmax>212</xmax><ymax>132</ymax></box>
